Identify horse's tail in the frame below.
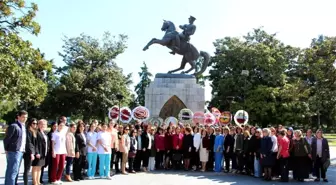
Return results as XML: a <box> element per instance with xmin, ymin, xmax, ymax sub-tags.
<box><xmin>194</xmin><ymin>51</ymin><xmax>210</xmax><ymax>76</ymax></box>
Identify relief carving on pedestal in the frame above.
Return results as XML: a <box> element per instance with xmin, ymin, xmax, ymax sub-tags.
<box><xmin>159</xmin><ymin>95</ymin><xmax>187</xmax><ymax>119</ymax></box>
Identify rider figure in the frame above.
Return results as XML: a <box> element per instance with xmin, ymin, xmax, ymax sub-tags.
<box><xmin>170</xmin><ymin>16</ymin><xmax>196</xmax><ymax>55</ymax></box>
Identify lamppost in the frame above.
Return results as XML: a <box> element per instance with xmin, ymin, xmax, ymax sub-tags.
<box><xmin>241</xmin><ymin>70</ymin><xmax>249</xmax><ymax>123</ymax></box>
<box><xmin>116</xmin><ymin>93</ymin><xmax>124</xmax><ymax>124</ymax></box>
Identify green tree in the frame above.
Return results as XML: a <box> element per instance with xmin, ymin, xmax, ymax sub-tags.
<box><xmin>134</xmin><ymin>62</ymin><xmax>152</xmax><ymax>105</ymax></box>
<box><xmin>209</xmin><ymin>28</ymin><xmax>308</xmax><ymax>127</ymax></box>
<box><xmin>0</xmin><ymin>0</ymin><xmax>40</xmax><ymax>35</ymax></box>
<box><xmin>295</xmin><ymin>36</ymin><xmax>336</xmax><ymax>128</ymax></box>
<box><xmin>0</xmin><ymin>33</ymin><xmax>52</xmax><ymax>119</ymax></box>
<box><xmin>48</xmin><ymin>32</ymin><xmax>132</xmax><ymax>121</ymax></box>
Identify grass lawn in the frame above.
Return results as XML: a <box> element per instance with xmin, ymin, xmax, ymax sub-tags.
<box><xmin>325</xmin><ymin>134</ymin><xmax>336</xmax><ymax>139</ymax></box>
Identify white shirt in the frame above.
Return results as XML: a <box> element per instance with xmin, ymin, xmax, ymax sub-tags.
<box><xmin>19</xmin><ymin>122</ymin><xmax>26</xmax><ymax>152</ymax></box>
<box><xmin>81</xmin><ymin>133</ymin><xmax>86</xmax><ymax>144</ymax></box>
<box><xmin>97</xmin><ymin>131</ymin><xmax>112</xmax><ymax>154</ymax></box>
<box><xmin>316</xmin><ymin>138</ymin><xmax>323</xmax><ymax>157</ymax></box>
<box><xmin>42</xmin><ymin>131</ymin><xmax>48</xmax><ymax>156</ymax></box>
<box><xmin>193</xmin><ymin>133</ymin><xmax>201</xmax><ymax>150</ymax></box>
<box><xmin>52</xmin><ymin>130</ymin><xmax>67</xmax><ymax>154</ymax></box>
<box><xmin>271</xmin><ymin>135</ymin><xmax>278</xmax><ymax>152</ymax></box>
<box><xmin>147</xmin><ymin>132</ymin><xmax>152</xmax><ymax>149</ymax></box>
<box><xmin>86</xmin><ymin>131</ymin><xmax>98</xmax><ymax>153</ymax></box>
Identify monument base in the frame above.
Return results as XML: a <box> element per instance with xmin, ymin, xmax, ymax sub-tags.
<box><xmin>145</xmin><ymin>73</ymin><xmax>205</xmax><ymax>120</ymax></box>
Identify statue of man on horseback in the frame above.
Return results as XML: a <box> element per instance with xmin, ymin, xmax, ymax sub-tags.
<box><xmin>143</xmin><ymin>16</ymin><xmax>210</xmax><ymax>76</ymax></box>
<box><xmin>170</xmin><ymin>16</ymin><xmax>197</xmax><ymax>55</ymax></box>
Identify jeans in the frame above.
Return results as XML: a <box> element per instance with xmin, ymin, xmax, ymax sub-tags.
<box><xmin>98</xmin><ymin>154</ymin><xmax>111</xmax><ymax>177</ymax></box>
<box><xmin>5</xmin><ymin>151</ymin><xmax>23</xmax><ymax>185</ymax></box>
<box><xmin>87</xmin><ymin>153</ymin><xmax>98</xmax><ymax>177</ymax></box>
<box><xmin>254</xmin><ymin>157</ymin><xmax>261</xmax><ymax>178</ymax></box>
<box><xmin>65</xmin><ymin>157</ymin><xmax>73</xmax><ymax>175</ymax></box>
<box><xmin>148</xmin><ymin>157</ymin><xmax>155</xmax><ymax>171</ymax></box>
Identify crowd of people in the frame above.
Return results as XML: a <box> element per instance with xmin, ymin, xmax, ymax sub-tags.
<box><xmin>3</xmin><ymin>110</ymin><xmax>331</xmax><ymax>185</ymax></box>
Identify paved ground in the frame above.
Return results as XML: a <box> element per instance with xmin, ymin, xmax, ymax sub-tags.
<box><xmin>1</xmin><ymin>142</ymin><xmax>336</xmax><ymax>185</ymax></box>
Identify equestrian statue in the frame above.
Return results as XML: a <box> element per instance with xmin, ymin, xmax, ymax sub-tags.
<box><xmin>143</xmin><ymin>16</ymin><xmax>210</xmax><ymax>76</ymax></box>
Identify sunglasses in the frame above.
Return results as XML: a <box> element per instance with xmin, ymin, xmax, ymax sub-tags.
<box><xmin>32</xmin><ymin>122</ymin><xmax>37</xmax><ymax>125</ymax></box>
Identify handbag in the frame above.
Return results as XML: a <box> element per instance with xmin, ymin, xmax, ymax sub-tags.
<box><xmin>323</xmin><ymin>159</ymin><xmax>330</xmax><ymax>170</ymax></box>
<box><xmin>128</xmin><ymin>151</ymin><xmax>136</xmax><ymax>158</ymax></box>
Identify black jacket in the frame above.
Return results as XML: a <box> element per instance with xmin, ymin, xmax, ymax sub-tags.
<box><xmin>36</xmin><ymin>130</ymin><xmax>48</xmax><ymax>158</ymax></box>
<box><xmin>224</xmin><ymin>134</ymin><xmax>234</xmax><ymax>154</ymax></box>
<box><xmin>25</xmin><ymin>129</ymin><xmax>37</xmax><ymax>156</ymax></box>
<box><xmin>75</xmin><ymin>133</ymin><xmax>87</xmax><ymax>156</ymax></box>
<box><xmin>3</xmin><ymin>122</ymin><xmax>24</xmax><ymax>152</ymax></box>
<box><xmin>311</xmin><ymin>137</ymin><xmax>330</xmax><ymax>163</ymax></box>
<box><xmin>141</xmin><ymin>131</ymin><xmax>150</xmax><ymax>149</ymax></box>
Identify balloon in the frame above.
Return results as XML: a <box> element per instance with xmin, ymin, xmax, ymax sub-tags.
<box><xmin>108</xmin><ymin>105</ymin><xmax>119</xmax><ymax>121</ymax></box>
<box><xmin>132</xmin><ymin>106</ymin><xmax>150</xmax><ymax>121</ymax></box>
<box><xmin>120</xmin><ymin>107</ymin><xmax>132</xmax><ymax>123</ymax></box>
<box><xmin>164</xmin><ymin>117</ymin><xmax>178</xmax><ymax>126</ymax></box>
<box><xmin>219</xmin><ymin>111</ymin><xmax>232</xmax><ymax>125</ymax></box>
<box><xmin>234</xmin><ymin>110</ymin><xmax>249</xmax><ymax>125</ymax></box>
<box><xmin>211</xmin><ymin>107</ymin><xmax>221</xmax><ymax>123</ymax></box>
<box><xmin>148</xmin><ymin>117</ymin><xmax>163</xmax><ymax>126</ymax></box>
<box><xmin>193</xmin><ymin>111</ymin><xmax>205</xmax><ymax>125</ymax></box>
<box><xmin>204</xmin><ymin>112</ymin><xmax>216</xmax><ymax>125</ymax></box>
<box><xmin>178</xmin><ymin>109</ymin><xmax>194</xmax><ymax>124</ymax></box>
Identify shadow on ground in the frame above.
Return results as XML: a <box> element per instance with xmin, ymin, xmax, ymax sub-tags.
<box><xmin>147</xmin><ymin>170</ymin><xmax>334</xmax><ymax>185</ymax></box>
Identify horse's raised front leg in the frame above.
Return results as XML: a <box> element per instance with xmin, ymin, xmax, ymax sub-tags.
<box><xmin>143</xmin><ymin>38</ymin><xmax>156</xmax><ymax>51</ymax></box>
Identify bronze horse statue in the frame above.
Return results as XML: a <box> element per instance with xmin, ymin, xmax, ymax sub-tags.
<box><xmin>143</xmin><ymin>20</ymin><xmax>210</xmax><ymax>76</ymax></box>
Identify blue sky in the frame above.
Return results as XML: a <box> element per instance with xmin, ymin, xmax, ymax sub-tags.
<box><xmin>22</xmin><ymin>0</ymin><xmax>336</xmax><ymax>101</ymax></box>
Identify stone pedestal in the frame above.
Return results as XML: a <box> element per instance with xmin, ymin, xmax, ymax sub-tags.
<box><xmin>145</xmin><ymin>73</ymin><xmax>205</xmax><ymax>119</ymax></box>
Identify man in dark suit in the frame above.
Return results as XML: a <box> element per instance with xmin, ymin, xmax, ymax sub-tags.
<box><xmin>4</xmin><ymin>110</ymin><xmax>28</xmax><ymax>185</ymax></box>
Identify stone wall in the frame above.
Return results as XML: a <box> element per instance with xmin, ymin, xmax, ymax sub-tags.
<box><xmin>145</xmin><ymin>73</ymin><xmax>205</xmax><ymax>118</ymax></box>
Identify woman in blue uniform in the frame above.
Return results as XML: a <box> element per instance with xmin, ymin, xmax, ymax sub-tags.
<box><xmin>214</xmin><ymin>127</ymin><xmax>224</xmax><ymax>172</ymax></box>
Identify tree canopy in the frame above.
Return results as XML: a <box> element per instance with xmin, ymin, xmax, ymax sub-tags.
<box><xmin>0</xmin><ymin>0</ymin><xmax>40</xmax><ymax>35</ymax></box>
<box><xmin>208</xmin><ymin>28</ymin><xmax>336</xmax><ymax>128</ymax></box>
<box><xmin>0</xmin><ymin>0</ymin><xmax>51</xmax><ymax>120</ymax></box>
<box><xmin>39</xmin><ymin>32</ymin><xmax>132</xmax><ymax>121</ymax></box>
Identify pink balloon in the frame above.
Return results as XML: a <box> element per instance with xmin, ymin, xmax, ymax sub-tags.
<box><xmin>193</xmin><ymin>111</ymin><xmax>204</xmax><ymax>125</ymax></box>
<box><xmin>204</xmin><ymin>112</ymin><xmax>216</xmax><ymax>125</ymax></box>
